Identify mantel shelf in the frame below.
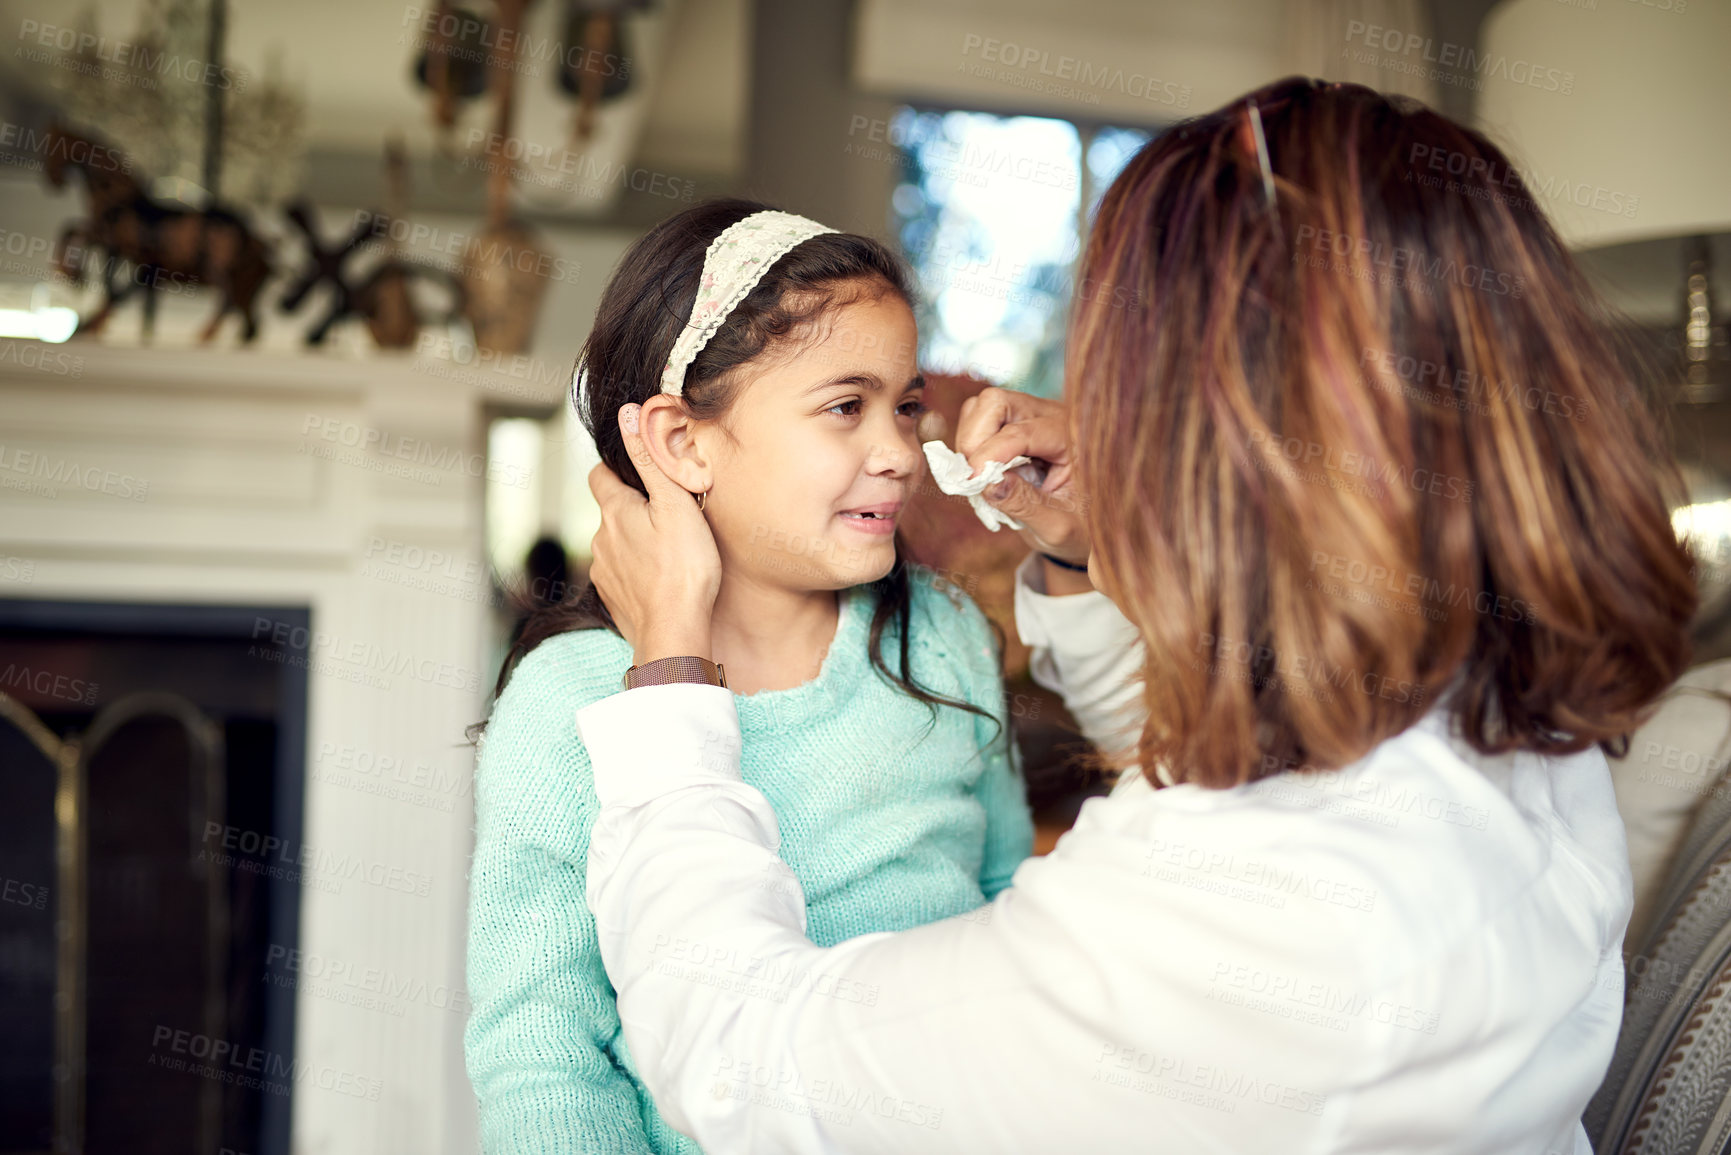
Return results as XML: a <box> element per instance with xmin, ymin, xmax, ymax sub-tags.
<box><xmin>0</xmin><ymin>337</ymin><xmax>567</xmax><ymax>414</ymax></box>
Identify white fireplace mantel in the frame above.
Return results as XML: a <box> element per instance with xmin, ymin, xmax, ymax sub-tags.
<box><xmin>0</xmin><ymin>337</ymin><xmax>551</xmax><ymax>1154</ymax></box>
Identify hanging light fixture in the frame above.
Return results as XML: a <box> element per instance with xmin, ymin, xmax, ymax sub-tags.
<box><xmin>413</xmin><ymin>3</ymin><xmax>495</xmax><ymax>135</ymax></box>
<box><xmin>555</xmin><ymin>0</ymin><xmax>650</xmax><ymax>141</ymax></box>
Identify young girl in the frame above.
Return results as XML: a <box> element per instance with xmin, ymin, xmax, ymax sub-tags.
<box><xmin>463</xmin><ymin>199</ymin><xmax>1034</xmax><ymax>1153</ymax></box>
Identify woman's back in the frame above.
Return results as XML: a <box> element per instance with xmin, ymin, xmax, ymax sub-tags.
<box><xmin>1008</xmin><ymin>707</ymin><xmax>1627</xmax><ymax>1153</ymax></box>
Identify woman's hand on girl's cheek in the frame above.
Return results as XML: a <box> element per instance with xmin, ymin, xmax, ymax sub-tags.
<box><xmin>587</xmin><ymin>404</ymin><xmax>723</xmax><ymax>666</ymax></box>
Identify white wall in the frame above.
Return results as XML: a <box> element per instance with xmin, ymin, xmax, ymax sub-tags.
<box><xmin>852</xmin><ymin>0</ymin><xmax>1286</xmax><ymax>126</ymax></box>
<box><xmin>1477</xmin><ymin>0</ymin><xmax>1731</xmax><ymax>248</ymax></box>
<box><xmin>0</xmin><ymin>159</ymin><xmax>638</xmax><ymax>1150</ymax></box>
<box><xmin>0</xmin><ymin>341</ymin><xmax>523</xmax><ymax>1154</ymax></box>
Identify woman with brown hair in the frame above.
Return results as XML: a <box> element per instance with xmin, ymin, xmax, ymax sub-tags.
<box><xmin>571</xmin><ymin>78</ymin><xmax>1696</xmax><ymax>1152</ymax></box>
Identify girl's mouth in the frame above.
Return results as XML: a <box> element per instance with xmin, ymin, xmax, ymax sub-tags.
<box><xmin>837</xmin><ymin>503</ymin><xmax>901</xmax><ymax>536</ymax></box>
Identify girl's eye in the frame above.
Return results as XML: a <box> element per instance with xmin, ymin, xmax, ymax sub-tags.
<box><xmin>823</xmin><ymin>396</ymin><xmax>924</xmax><ymax>419</ymax></box>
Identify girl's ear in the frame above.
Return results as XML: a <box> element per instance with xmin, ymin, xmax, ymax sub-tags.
<box><xmin>637</xmin><ymin>394</ymin><xmax>711</xmax><ymax>496</ymax></box>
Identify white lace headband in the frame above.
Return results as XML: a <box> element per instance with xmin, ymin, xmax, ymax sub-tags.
<box><xmin>658</xmin><ymin>210</ymin><xmax>839</xmax><ymax>395</ymax></box>
<box><xmin>567</xmin><ymin>209</ymin><xmax>838</xmax><ymax>416</ymax></box>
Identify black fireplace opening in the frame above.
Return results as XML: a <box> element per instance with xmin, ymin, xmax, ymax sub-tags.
<box><xmin>0</xmin><ymin>600</ymin><xmax>308</xmax><ymax>1155</ymax></box>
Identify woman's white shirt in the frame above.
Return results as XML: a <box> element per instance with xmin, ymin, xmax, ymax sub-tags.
<box><xmin>578</xmin><ymin>563</ymin><xmax>1631</xmax><ymax>1155</ymax></box>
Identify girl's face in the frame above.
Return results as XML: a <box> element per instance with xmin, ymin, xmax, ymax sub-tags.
<box><xmin>682</xmin><ymin>289</ymin><xmax>925</xmax><ymax>592</ymax></box>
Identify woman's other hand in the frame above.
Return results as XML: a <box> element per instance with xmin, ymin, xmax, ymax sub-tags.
<box><xmin>955</xmin><ymin>387</ymin><xmax>1092</xmax><ymax>571</ymax></box>
<box><xmin>587</xmin><ymin>404</ymin><xmax>722</xmax><ymax>665</ymax></box>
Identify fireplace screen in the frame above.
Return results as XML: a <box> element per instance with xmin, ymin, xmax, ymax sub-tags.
<box><xmin>0</xmin><ymin>602</ymin><xmax>307</xmax><ymax>1155</ymax></box>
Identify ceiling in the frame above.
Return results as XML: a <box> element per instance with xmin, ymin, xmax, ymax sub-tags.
<box><xmin>0</xmin><ymin>0</ymin><xmax>749</xmax><ymax>216</ymax></box>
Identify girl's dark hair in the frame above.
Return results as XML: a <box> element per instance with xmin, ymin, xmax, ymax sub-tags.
<box><xmin>474</xmin><ymin>198</ymin><xmax>992</xmax><ymax>734</ymax></box>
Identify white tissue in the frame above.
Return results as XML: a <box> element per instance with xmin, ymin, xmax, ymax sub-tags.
<box><xmin>921</xmin><ymin>440</ymin><xmax>1030</xmax><ymax>533</ymax></box>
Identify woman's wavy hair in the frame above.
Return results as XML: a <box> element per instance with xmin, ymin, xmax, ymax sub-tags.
<box><xmin>1073</xmin><ymin>77</ymin><xmax>1696</xmax><ymax>789</ymax></box>
<box><xmin>475</xmin><ymin>198</ymin><xmax>990</xmax><ymax>734</ymax></box>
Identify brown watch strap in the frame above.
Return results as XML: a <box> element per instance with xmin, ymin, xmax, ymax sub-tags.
<box><xmin>623</xmin><ymin>655</ymin><xmax>728</xmax><ymax>690</ymax></box>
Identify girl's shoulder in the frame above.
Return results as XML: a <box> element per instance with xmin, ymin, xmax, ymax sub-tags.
<box><xmin>474</xmin><ymin>629</ymin><xmax>633</xmax><ymax>832</ymax></box>
<box><xmin>487</xmin><ymin>627</ymin><xmax>634</xmax><ymax>745</ymax></box>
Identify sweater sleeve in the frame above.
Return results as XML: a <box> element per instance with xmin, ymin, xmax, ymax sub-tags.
<box><xmin>464</xmin><ymin>637</ymin><xmax>657</xmax><ymax>1155</ymax></box>
<box><xmin>973</xmin><ymin>717</ymin><xmax>1035</xmax><ymax>899</ymax></box>
<box><xmin>935</xmin><ymin>584</ymin><xmax>1035</xmax><ymax>900</ymax></box>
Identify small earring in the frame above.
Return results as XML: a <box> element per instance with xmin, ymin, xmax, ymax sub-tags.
<box><xmin>695</xmin><ymin>486</ymin><xmax>709</xmax><ymax>512</ymax></box>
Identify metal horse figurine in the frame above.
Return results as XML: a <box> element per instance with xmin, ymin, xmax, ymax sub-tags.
<box><xmin>43</xmin><ymin>125</ymin><xmax>273</xmax><ymax>343</ymax></box>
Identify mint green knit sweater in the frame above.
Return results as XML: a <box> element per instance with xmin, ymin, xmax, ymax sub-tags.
<box><xmin>464</xmin><ymin>578</ymin><xmax>1035</xmax><ymax>1154</ymax></box>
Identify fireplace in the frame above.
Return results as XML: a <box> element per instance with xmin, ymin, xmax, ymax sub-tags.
<box><xmin>0</xmin><ymin>340</ymin><xmax>501</xmax><ymax>1154</ymax></box>
<box><xmin>0</xmin><ymin>599</ymin><xmax>308</xmax><ymax>1155</ymax></box>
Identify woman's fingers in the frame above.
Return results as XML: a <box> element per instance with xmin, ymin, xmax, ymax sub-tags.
<box><xmin>583</xmin><ymin>405</ymin><xmax>723</xmax><ymax>665</ymax></box>
<box><xmin>956</xmin><ymin>387</ymin><xmax>1073</xmax><ymax>474</ymax></box>
<box><xmin>588</xmin><ymin>457</ymin><xmax>642</xmax><ymax>512</ymax></box>
<box><xmin>967</xmin><ymin>427</ymin><xmax>1043</xmax><ymax>474</ymax></box>
<box><xmin>586</xmin><ymin>461</ymin><xmax>637</xmax><ymax>644</ymax></box>
<box><xmin>616</xmin><ymin>403</ymin><xmax>694</xmax><ymax>515</ymax></box>
<box><xmin>954</xmin><ymin>388</ymin><xmax>1016</xmax><ymax>461</ymax></box>
<box><xmin>950</xmin><ymin>389</ymin><xmax>1090</xmax><ymax>562</ymax></box>
<box><xmin>980</xmin><ymin>473</ymin><xmax>1048</xmax><ymax>528</ymax></box>
<box><xmin>986</xmin><ymin>473</ymin><xmax>1090</xmax><ymax>564</ymax></box>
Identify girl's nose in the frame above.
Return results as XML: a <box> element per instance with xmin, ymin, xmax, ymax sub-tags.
<box><xmin>866</xmin><ymin>437</ymin><xmax>920</xmax><ymax>478</ymax></box>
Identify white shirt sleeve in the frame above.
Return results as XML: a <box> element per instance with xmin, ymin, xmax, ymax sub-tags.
<box><xmin>579</xmin><ymin>684</ymin><xmax>1344</xmax><ymax>1155</ymax></box>
<box><xmin>1012</xmin><ymin>554</ymin><xmax>1152</xmax><ymax>777</ymax></box>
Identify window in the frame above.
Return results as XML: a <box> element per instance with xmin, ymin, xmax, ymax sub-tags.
<box><xmin>1086</xmin><ymin>127</ymin><xmax>1153</xmax><ymax>218</ymax></box>
<box><xmin>891</xmin><ymin>109</ymin><xmax>1153</xmax><ymax>397</ymax></box>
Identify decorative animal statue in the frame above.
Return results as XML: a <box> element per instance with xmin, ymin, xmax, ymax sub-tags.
<box><xmin>276</xmin><ymin>202</ymin><xmax>464</xmax><ymax>349</ymax></box>
<box><xmin>42</xmin><ymin>125</ymin><xmax>273</xmax><ymax>343</ymax></box>
<box><xmin>276</xmin><ymin>202</ymin><xmax>386</xmax><ymax>345</ymax></box>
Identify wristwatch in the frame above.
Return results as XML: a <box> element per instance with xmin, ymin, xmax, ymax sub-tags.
<box><xmin>623</xmin><ymin>655</ymin><xmax>728</xmax><ymax>690</ymax></box>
